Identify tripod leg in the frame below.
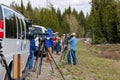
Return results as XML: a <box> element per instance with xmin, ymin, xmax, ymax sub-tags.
<box><xmin>63</xmin><ymin>51</ymin><xmax>67</xmax><ymax>60</ymax></box>
<box><xmin>48</xmin><ymin>51</ymin><xmax>65</xmax><ymax>80</ymax></box>
<box><xmin>46</xmin><ymin>48</ymin><xmax>54</xmax><ymax>72</ymax></box>
<box><xmin>59</xmin><ymin>51</ymin><xmax>64</xmax><ymax>62</ymax></box>
<box><xmin>38</xmin><ymin>51</ymin><xmax>43</xmax><ymax>75</ymax></box>
<box><xmin>33</xmin><ymin>58</ymin><xmax>38</xmax><ymax>72</ymax></box>
<box><xmin>37</xmin><ymin>43</ymin><xmax>45</xmax><ymax>77</ymax></box>
<box><xmin>49</xmin><ymin>61</ymin><xmax>54</xmax><ymax>73</ymax></box>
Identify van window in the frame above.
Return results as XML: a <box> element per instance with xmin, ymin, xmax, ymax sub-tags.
<box><xmin>16</xmin><ymin>16</ymin><xmax>21</xmax><ymax>39</ymax></box>
<box><xmin>21</xmin><ymin>19</ymin><xmax>26</xmax><ymax>39</ymax></box>
<box><xmin>0</xmin><ymin>6</ymin><xmax>3</xmax><ymax>19</ymax></box>
<box><xmin>4</xmin><ymin>8</ymin><xmax>17</xmax><ymax>38</ymax></box>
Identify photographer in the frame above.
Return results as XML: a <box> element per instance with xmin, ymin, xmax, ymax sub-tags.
<box><xmin>67</xmin><ymin>32</ymin><xmax>77</xmax><ymax>65</ymax></box>
<box><xmin>29</xmin><ymin>34</ymin><xmax>36</xmax><ymax>70</ymax></box>
<box><xmin>45</xmin><ymin>28</ymin><xmax>54</xmax><ymax>63</ymax></box>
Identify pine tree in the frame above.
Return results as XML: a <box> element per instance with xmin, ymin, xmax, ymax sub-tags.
<box><xmin>116</xmin><ymin>0</ymin><xmax>120</xmax><ymax>41</ymax></box>
<box><xmin>57</xmin><ymin>8</ymin><xmax>62</xmax><ymax>33</ymax></box>
<box><xmin>26</xmin><ymin>1</ymin><xmax>33</xmax><ymax>18</ymax></box>
<box><xmin>78</xmin><ymin>11</ymin><xmax>86</xmax><ymax>37</ymax></box>
<box><xmin>20</xmin><ymin>0</ymin><xmax>25</xmax><ymax>15</ymax></box>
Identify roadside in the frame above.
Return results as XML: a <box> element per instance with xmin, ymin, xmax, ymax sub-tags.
<box><xmin>26</xmin><ymin>40</ymin><xmax>120</xmax><ymax>80</ymax></box>
<box><xmin>26</xmin><ymin>53</ymin><xmax>64</xmax><ymax>80</ymax></box>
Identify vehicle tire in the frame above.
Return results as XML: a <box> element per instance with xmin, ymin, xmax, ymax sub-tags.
<box><xmin>4</xmin><ymin>62</ymin><xmax>12</xmax><ymax>80</ymax></box>
<box><xmin>22</xmin><ymin>59</ymin><xmax>29</xmax><ymax>80</ymax></box>
<box><xmin>4</xmin><ymin>73</ymin><xmax>10</xmax><ymax>80</ymax></box>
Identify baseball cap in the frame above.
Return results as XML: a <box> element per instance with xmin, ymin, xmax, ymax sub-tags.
<box><xmin>71</xmin><ymin>32</ymin><xmax>76</xmax><ymax>36</ymax></box>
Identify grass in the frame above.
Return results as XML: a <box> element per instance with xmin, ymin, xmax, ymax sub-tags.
<box><xmin>59</xmin><ymin>41</ymin><xmax>120</xmax><ymax>80</ymax></box>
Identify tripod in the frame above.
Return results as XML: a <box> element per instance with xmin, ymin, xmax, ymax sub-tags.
<box><xmin>59</xmin><ymin>35</ymin><xmax>69</xmax><ymax>62</ymax></box>
<box><xmin>33</xmin><ymin>37</ymin><xmax>65</xmax><ymax>80</ymax></box>
<box><xmin>59</xmin><ymin>35</ymin><xmax>78</xmax><ymax>64</ymax></box>
<box><xmin>59</xmin><ymin>44</ymin><xmax>68</xmax><ymax>62</ymax></box>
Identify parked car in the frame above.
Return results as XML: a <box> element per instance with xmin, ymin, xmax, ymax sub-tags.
<box><xmin>29</xmin><ymin>25</ymin><xmax>47</xmax><ymax>57</ymax></box>
<box><xmin>30</xmin><ymin>25</ymin><xmax>47</xmax><ymax>33</ymax></box>
<box><xmin>0</xmin><ymin>4</ymin><xmax>30</xmax><ymax>80</ymax></box>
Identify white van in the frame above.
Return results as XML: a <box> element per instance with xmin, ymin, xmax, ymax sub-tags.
<box><xmin>0</xmin><ymin>4</ymin><xmax>30</xmax><ymax>80</ymax></box>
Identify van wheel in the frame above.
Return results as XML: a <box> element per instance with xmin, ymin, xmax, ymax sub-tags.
<box><xmin>22</xmin><ymin>59</ymin><xmax>29</xmax><ymax>80</ymax></box>
<box><xmin>24</xmin><ymin>59</ymin><xmax>29</xmax><ymax>73</ymax></box>
<box><xmin>4</xmin><ymin>62</ymin><xmax>12</xmax><ymax>80</ymax></box>
<box><xmin>4</xmin><ymin>73</ymin><xmax>10</xmax><ymax>80</ymax></box>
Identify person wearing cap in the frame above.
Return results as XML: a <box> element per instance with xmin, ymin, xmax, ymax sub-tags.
<box><xmin>45</xmin><ymin>28</ymin><xmax>54</xmax><ymax>62</ymax></box>
<box><xmin>67</xmin><ymin>32</ymin><xmax>77</xmax><ymax>65</ymax></box>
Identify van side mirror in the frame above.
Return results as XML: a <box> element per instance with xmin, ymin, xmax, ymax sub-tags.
<box><xmin>25</xmin><ymin>18</ymin><xmax>32</xmax><ymax>28</ymax></box>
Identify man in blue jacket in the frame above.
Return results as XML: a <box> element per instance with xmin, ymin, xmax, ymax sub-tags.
<box><xmin>45</xmin><ymin>28</ymin><xmax>54</xmax><ymax>62</ymax></box>
<box><xmin>67</xmin><ymin>32</ymin><xmax>77</xmax><ymax>65</ymax></box>
<box><xmin>29</xmin><ymin>34</ymin><xmax>36</xmax><ymax>70</ymax></box>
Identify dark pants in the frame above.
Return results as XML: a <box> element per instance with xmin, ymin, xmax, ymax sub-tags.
<box><xmin>56</xmin><ymin>42</ymin><xmax>61</xmax><ymax>54</ymax></box>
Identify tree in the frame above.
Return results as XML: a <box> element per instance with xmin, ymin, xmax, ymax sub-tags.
<box><xmin>87</xmin><ymin>0</ymin><xmax>118</xmax><ymax>43</ymax></box>
<box><xmin>20</xmin><ymin>0</ymin><xmax>25</xmax><ymax>14</ymax></box>
<box><xmin>78</xmin><ymin>11</ymin><xmax>86</xmax><ymax>37</ymax></box>
<box><xmin>26</xmin><ymin>1</ymin><xmax>33</xmax><ymax>18</ymax></box>
<box><xmin>72</xmin><ymin>8</ymin><xmax>78</xmax><ymax>18</ymax></box>
<box><xmin>87</xmin><ymin>0</ymin><xmax>104</xmax><ymax>43</ymax></box>
<box><xmin>57</xmin><ymin>8</ymin><xmax>62</xmax><ymax>33</ymax></box>
<box><xmin>116</xmin><ymin>0</ymin><xmax>120</xmax><ymax>41</ymax></box>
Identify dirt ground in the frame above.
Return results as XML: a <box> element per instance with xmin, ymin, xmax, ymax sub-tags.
<box><xmin>25</xmin><ymin>53</ymin><xmax>64</xmax><ymax>80</ymax></box>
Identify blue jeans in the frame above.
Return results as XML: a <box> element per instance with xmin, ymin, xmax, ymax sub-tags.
<box><xmin>67</xmin><ymin>49</ymin><xmax>77</xmax><ymax>65</ymax></box>
<box><xmin>56</xmin><ymin>42</ymin><xmax>60</xmax><ymax>54</ymax></box>
<box><xmin>28</xmin><ymin>50</ymin><xmax>34</xmax><ymax>69</ymax></box>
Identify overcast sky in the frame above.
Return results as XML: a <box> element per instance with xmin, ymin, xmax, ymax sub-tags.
<box><xmin>0</xmin><ymin>0</ymin><xmax>91</xmax><ymax>16</ymax></box>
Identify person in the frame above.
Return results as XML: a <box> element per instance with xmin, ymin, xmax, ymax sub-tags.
<box><xmin>56</xmin><ymin>38</ymin><xmax>61</xmax><ymax>54</ymax></box>
<box><xmin>45</xmin><ymin>28</ymin><xmax>54</xmax><ymax>62</ymax></box>
<box><xmin>67</xmin><ymin>32</ymin><xmax>77</xmax><ymax>65</ymax></box>
<box><xmin>34</xmin><ymin>36</ymin><xmax>39</xmax><ymax>57</ymax></box>
<box><xmin>55</xmin><ymin>32</ymin><xmax>61</xmax><ymax>54</ymax></box>
<box><xmin>28</xmin><ymin>34</ymin><xmax>36</xmax><ymax>70</ymax></box>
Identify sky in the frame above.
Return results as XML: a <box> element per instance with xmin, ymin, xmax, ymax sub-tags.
<box><xmin>0</xmin><ymin>0</ymin><xmax>91</xmax><ymax>16</ymax></box>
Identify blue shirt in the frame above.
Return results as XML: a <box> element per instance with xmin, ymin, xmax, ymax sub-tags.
<box><xmin>68</xmin><ymin>37</ymin><xmax>77</xmax><ymax>51</ymax></box>
<box><xmin>45</xmin><ymin>28</ymin><xmax>53</xmax><ymax>48</ymax></box>
<box><xmin>30</xmin><ymin>39</ymin><xmax>36</xmax><ymax>51</ymax></box>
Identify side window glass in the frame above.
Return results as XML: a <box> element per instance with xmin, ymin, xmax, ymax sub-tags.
<box><xmin>4</xmin><ymin>8</ymin><xmax>17</xmax><ymax>38</ymax></box>
<box><xmin>16</xmin><ymin>16</ymin><xmax>21</xmax><ymax>39</ymax></box>
<box><xmin>21</xmin><ymin>19</ymin><xmax>26</xmax><ymax>39</ymax></box>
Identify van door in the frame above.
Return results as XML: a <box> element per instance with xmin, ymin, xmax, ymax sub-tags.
<box><xmin>3</xmin><ymin>8</ymin><xmax>18</xmax><ymax>58</ymax></box>
<box><xmin>17</xmin><ymin>16</ymin><xmax>29</xmax><ymax>69</ymax></box>
<box><xmin>16</xmin><ymin>15</ymin><xmax>22</xmax><ymax>51</ymax></box>
<box><xmin>17</xmin><ymin>15</ymin><xmax>25</xmax><ymax>68</ymax></box>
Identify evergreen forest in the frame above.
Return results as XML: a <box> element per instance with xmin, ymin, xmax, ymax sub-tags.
<box><xmin>10</xmin><ymin>0</ymin><xmax>120</xmax><ymax>44</ymax></box>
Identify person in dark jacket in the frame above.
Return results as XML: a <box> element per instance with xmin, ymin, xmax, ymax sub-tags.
<box><xmin>45</xmin><ymin>28</ymin><xmax>54</xmax><ymax>62</ymax></box>
<box><xmin>28</xmin><ymin>35</ymin><xmax>36</xmax><ymax>70</ymax></box>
